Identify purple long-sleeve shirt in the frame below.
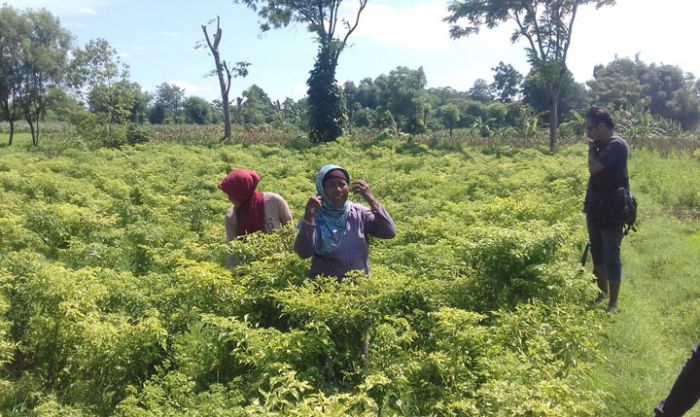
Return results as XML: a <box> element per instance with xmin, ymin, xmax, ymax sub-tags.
<box><xmin>294</xmin><ymin>202</ymin><xmax>396</xmax><ymax>279</ymax></box>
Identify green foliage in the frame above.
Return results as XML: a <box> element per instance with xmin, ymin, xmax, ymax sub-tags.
<box><xmin>589</xmin><ymin>56</ymin><xmax>700</xmax><ymax>130</ymax></box>
<box><xmin>445</xmin><ymin>0</ymin><xmax>616</xmax><ymax>150</ymax></box>
<box><xmin>8</xmin><ymin>139</ymin><xmax>689</xmax><ymax>416</ymax></box>
<box><xmin>523</xmin><ymin>67</ymin><xmax>588</xmax><ymax>124</ymax></box>
<box><xmin>3</xmin><ymin>6</ymin><xmax>72</xmax><ymax>146</ymax></box>
<box><xmin>307</xmin><ymin>47</ymin><xmax>347</xmax><ymax>143</ymax></box>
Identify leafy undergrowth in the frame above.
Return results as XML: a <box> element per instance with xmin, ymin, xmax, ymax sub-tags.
<box><xmin>0</xmin><ymin>138</ymin><xmax>693</xmax><ymax>416</ymax></box>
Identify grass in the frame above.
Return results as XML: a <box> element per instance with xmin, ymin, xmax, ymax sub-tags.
<box><xmin>585</xmin><ymin>186</ymin><xmax>700</xmax><ymax>416</ymax></box>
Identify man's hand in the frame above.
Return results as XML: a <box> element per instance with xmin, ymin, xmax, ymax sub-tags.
<box><xmin>588</xmin><ymin>138</ymin><xmax>598</xmax><ymax>153</ymax></box>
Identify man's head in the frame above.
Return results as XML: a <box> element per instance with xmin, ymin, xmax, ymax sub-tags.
<box><xmin>585</xmin><ymin>106</ymin><xmax>615</xmax><ymax>142</ymax></box>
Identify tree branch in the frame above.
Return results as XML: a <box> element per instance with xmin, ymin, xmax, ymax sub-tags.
<box><xmin>524</xmin><ymin>3</ymin><xmax>547</xmax><ymax>61</ymax></box>
<box><xmin>514</xmin><ymin>11</ymin><xmax>538</xmax><ymax>60</ymax></box>
<box><xmin>338</xmin><ymin>0</ymin><xmax>367</xmax><ymax>60</ymax></box>
<box><xmin>561</xmin><ymin>1</ymin><xmax>579</xmax><ymax>67</ymax></box>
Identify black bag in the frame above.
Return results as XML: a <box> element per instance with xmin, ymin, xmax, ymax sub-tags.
<box><xmin>616</xmin><ymin>186</ymin><xmax>637</xmax><ymax>235</ymax></box>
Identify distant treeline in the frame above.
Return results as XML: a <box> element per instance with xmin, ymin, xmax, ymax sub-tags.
<box><xmin>2</xmin><ymin>5</ymin><xmax>699</xmax><ymax>148</ymax></box>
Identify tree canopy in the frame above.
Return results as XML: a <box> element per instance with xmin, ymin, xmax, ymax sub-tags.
<box><xmin>445</xmin><ymin>0</ymin><xmax>616</xmax><ymax>150</ymax></box>
<box><xmin>234</xmin><ymin>0</ymin><xmax>368</xmax><ymax>142</ymax></box>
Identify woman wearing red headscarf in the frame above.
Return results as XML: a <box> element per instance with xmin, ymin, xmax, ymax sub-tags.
<box><xmin>218</xmin><ymin>169</ymin><xmax>293</xmax><ymax>268</ymax></box>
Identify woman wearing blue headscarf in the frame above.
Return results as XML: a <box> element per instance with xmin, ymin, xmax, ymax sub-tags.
<box><xmin>294</xmin><ymin>164</ymin><xmax>396</xmax><ymax>279</ymax></box>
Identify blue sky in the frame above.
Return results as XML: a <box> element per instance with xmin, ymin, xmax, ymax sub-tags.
<box><xmin>5</xmin><ymin>0</ymin><xmax>700</xmax><ymax>102</ymax></box>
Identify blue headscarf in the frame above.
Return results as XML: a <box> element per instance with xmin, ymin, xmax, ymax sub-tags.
<box><xmin>314</xmin><ymin>164</ymin><xmax>351</xmax><ymax>255</ymax></box>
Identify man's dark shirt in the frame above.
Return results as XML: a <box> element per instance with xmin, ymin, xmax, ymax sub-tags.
<box><xmin>584</xmin><ymin>134</ymin><xmax>630</xmax><ymax>227</ymax></box>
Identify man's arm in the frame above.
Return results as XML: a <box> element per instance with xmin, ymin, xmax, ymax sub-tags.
<box><xmin>588</xmin><ymin>150</ymin><xmax>606</xmax><ymax>175</ymax></box>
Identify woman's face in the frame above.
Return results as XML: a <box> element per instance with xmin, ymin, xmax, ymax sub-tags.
<box><xmin>323</xmin><ymin>177</ymin><xmax>349</xmax><ymax>208</ymax></box>
<box><xmin>228</xmin><ymin>194</ymin><xmax>240</xmax><ymax>207</ymax></box>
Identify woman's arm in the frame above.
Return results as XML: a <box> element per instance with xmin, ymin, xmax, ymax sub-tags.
<box><xmin>352</xmin><ymin>180</ymin><xmax>396</xmax><ymax>239</ymax></box>
<box><xmin>294</xmin><ymin>196</ymin><xmax>322</xmax><ymax>259</ymax></box>
<box><xmin>277</xmin><ymin>195</ymin><xmax>293</xmax><ymax>226</ymax></box>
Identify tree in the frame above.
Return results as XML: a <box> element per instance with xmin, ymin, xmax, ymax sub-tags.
<box><xmin>200</xmin><ymin>16</ymin><xmax>250</xmax><ymax>141</ymax></box>
<box><xmin>241</xmin><ymin>84</ymin><xmax>274</xmax><ymax>125</ymax></box>
<box><xmin>148</xmin><ymin>102</ymin><xmax>166</xmax><ymax>125</ymax></box>
<box><xmin>588</xmin><ymin>57</ymin><xmax>700</xmax><ymax>130</ymax></box>
<box><xmin>587</xmin><ymin>56</ymin><xmax>647</xmax><ymax>110</ymax></box>
<box><xmin>0</xmin><ymin>6</ymin><xmax>25</xmax><ymax>145</ymax></box>
<box><xmin>70</xmin><ymin>38</ymin><xmax>131</xmax><ymax>144</ymax></box>
<box><xmin>523</xmin><ymin>67</ymin><xmax>587</xmax><ymax>124</ymax></box>
<box><xmin>491</xmin><ymin>62</ymin><xmax>523</xmax><ymax>102</ymax></box>
<box><xmin>468</xmin><ymin>78</ymin><xmax>493</xmax><ymax>102</ymax></box>
<box><xmin>153</xmin><ymin>83</ymin><xmax>185</xmax><ymax>124</ymax></box>
<box><xmin>15</xmin><ymin>8</ymin><xmax>72</xmax><ymax>146</ymax></box>
<box><xmin>182</xmin><ymin>96</ymin><xmax>212</xmax><ymax>125</ymax></box>
<box><xmin>440</xmin><ymin>103</ymin><xmax>461</xmax><ymax>137</ymax></box>
<box><xmin>235</xmin><ymin>0</ymin><xmax>368</xmax><ymax>142</ymax></box>
<box><xmin>375</xmin><ymin>66</ymin><xmax>428</xmax><ymax>133</ymax></box>
<box><xmin>445</xmin><ymin>0</ymin><xmax>616</xmax><ymax>151</ymax></box>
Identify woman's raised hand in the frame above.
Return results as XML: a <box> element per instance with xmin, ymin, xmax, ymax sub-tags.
<box><xmin>351</xmin><ymin>179</ymin><xmax>379</xmax><ymax>209</ymax></box>
<box><xmin>304</xmin><ymin>195</ymin><xmax>323</xmax><ymax>223</ymax></box>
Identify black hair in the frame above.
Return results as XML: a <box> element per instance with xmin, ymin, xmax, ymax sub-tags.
<box><xmin>585</xmin><ymin>106</ymin><xmax>616</xmax><ymax>130</ymax></box>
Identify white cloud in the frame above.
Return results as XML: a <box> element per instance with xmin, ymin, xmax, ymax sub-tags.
<box><xmin>3</xmin><ymin>0</ymin><xmax>107</xmax><ymax>16</ymax></box>
<box><xmin>171</xmin><ymin>80</ymin><xmax>218</xmax><ymax>99</ymax></box>
<box><xmin>77</xmin><ymin>7</ymin><xmax>97</xmax><ymax>15</ymax></box>
<box><xmin>342</xmin><ymin>1</ymin><xmax>454</xmax><ymax>51</ymax></box>
<box><xmin>569</xmin><ymin>0</ymin><xmax>700</xmax><ymax>82</ymax></box>
<box><xmin>294</xmin><ymin>83</ymin><xmax>308</xmax><ymax>97</ymax></box>
<box><xmin>161</xmin><ymin>32</ymin><xmax>180</xmax><ymax>38</ymax></box>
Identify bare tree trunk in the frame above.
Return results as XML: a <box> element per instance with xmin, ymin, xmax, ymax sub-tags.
<box><xmin>1</xmin><ymin>100</ymin><xmax>15</xmax><ymax>145</ymax></box>
<box><xmin>8</xmin><ymin>119</ymin><xmax>14</xmax><ymax>146</ymax></box>
<box><xmin>27</xmin><ymin>118</ymin><xmax>36</xmax><ymax>146</ymax></box>
<box><xmin>548</xmin><ymin>86</ymin><xmax>560</xmax><ymax>152</ymax></box>
<box><xmin>202</xmin><ymin>17</ymin><xmax>232</xmax><ymax>142</ymax></box>
<box><xmin>236</xmin><ymin>97</ymin><xmax>243</xmax><ymax>124</ymax></box>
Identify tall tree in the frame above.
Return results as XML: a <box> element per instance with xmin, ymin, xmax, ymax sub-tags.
<box><xmin>375</xmin><ymin>66</ymin><xmax>428</xmax><ymax>133</ymax></box>
<box><xmin>200</xmin><ymin>16</ymin><xmax>249</xmax><ymax>141</ymax></box>
<box><xmin>241</xmin><ymin>84</ymin><xmax>274</xmax><ymax>125</ymax></box>
<box><xmin>523</xmin><ymin>67</ymin><xmax>587</xmax><ymax>124</ymax></box>
<box><xmin>589</xmin><ymin>57</ymin><xmax>700</xmax><ymax>130</ymax></box>
<box><xmin>491</xmin><ymin>61</ymin><xmax>523</xmax><ymax>102</ymax></box>
<box><xmin>445</xmin><ymin>0</ymin><xmax>615</xmax><ymax>151</ymax></box>
<box><xmin>16</xmin><ymin>9</ymin><xmax>72</xmax><ymax>146</ymax></box>
<box><xmin>0</xmin><ymin>6</ymin><xmax>25</xmax><ymax>145</ymax></box>
<box><xmin>183</xmin><ymin>96</ymin><xmax>212</xmax><ymax>124</ymax></box>
<box><xmin>234</xmin><ymin>0</ymin><xmax>368</xmax><ymax>142</ymax></box>
<box><xmin>69</xmin><ymin>38</ymin><xmax>130</xmax><ymax>143</ymax></box>
<box><xmin>468</xmin><ymin>78</ymin><xmax>493</xmax><ymax>102</ymax></box>
<box><xmin>153</xmin><ymin>83</ymin><xmax>185</xmax><ymax>124</ymax></box>
<box><xmin>440</xmin><ymin>103</ymin><xmax>461</xmax><ymax>137</ymax></box>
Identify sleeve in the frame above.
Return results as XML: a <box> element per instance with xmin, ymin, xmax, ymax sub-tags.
<box><xmin>597</xmin><ymin>140</ymin><xmax>628</xmax><ymax>170</ymax></box>
<box><xmin>225</xmin><ymin>207</ymin><xmax>237</xmax><ymax>241</ymax></box>
<box><xmin>361</xmin><ymin>204</ymin><xmax>397</xmax><ymax>239</ymax></box>
<box><xmin>276</xmin><ymin>195</ymin><xmax>293</xmax><ymax>226</ymax></box>
<box><xmin>294</xmin><ymin>220</ymin><xmax>316</xmax><ymax>259</ymax></box>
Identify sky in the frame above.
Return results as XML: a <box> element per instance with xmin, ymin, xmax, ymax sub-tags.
<box><xmin>4</xmin><ymin>0</ymin><xmax>700</xmax><ymax>103</ymax></box>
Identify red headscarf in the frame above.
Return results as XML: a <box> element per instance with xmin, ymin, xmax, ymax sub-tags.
<box><xmin>218</xmin><ymin>169</ymin><xmax>265</xmax><ymax>235</ymax></box>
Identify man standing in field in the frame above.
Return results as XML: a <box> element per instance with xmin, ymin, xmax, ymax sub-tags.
<box><xmin>583</xmin><ymin>106</ymin><xmax>630</xmax><ymax>314</ymax></box>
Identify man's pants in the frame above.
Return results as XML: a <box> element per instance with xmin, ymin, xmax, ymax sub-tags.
<box><xmin>586</xmin><ymin>217</ymin><xmax>623</xmax><ymax>282</ymax></box>
<box><xmin>655</xmin><ymin>341</ymin><xmax>700</xmax><ymax>417</ymax></box>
